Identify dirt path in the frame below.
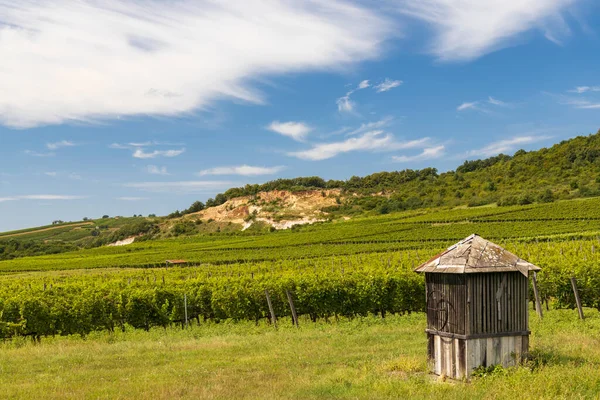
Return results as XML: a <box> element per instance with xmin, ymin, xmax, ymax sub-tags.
<box><xmin>0</xmin><ymin>222</ymin><xmax>94</xmax><ymax>238</ymax></box>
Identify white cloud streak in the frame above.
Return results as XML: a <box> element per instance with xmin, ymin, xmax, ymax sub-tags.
<box><xmin>116</xmin><ymin>197</ymin><xmax>148</xmax><ymax>201</ymax></box>
<box><xmin>374</xmin><ymin>78</ymin><xmax>403</xmax><ymax>92</ymax></box>
<box><xmin>133</xmin><ymin>148</ymin><xmax>185</xmax><ymax>159</ymax></box>
<box><xmin>358</xmin><ymin>80</ymin><xmax>370</xmax><ymax>89</ymax></box>
<box><xmin>0</xmin><ymin>194</ymin><xmax>87</xmax><ymax>202</ymax></box>
<box><xmin>46</xmin><ymin>140</ymin><xmax>75</xmax><ymax>150</ymax></box>
<box><xmin>146</xmin><ymin>165</ymin><xmax>169</xmax><ymax>175</ymax></box>
<box><xmin>267</xmin><ymin>121</ymin><xmax>312</xmax><ymax>142</ymax></box>
<box><xmin>124</xmin><ymin>181</ymin><xmax>233</xmax><ymax>193</ymax></box>
<box><xmin>569</xmin><ymin>86</ymin><xmax>600</xmax><ymax>94</ymax></box>
<box><xmin>457</xmin><ymin>102</ymin><xmax>479</xmax><ymax>111</ymax></box>
<box><xmin>0</xmin><ymin>1</ymin><xmax>392</xmax><ymax>128</ymax></box>
<box><xmin>467</xmin><ymin>135</ymin><xmax>551</xmax><ymax>158</ymax></box>
<box><xmin>394</xmin><ymin>0</ymin><xmax>576</xmax><ymax>61</ymax></box>
<box><xmin>288</xmin><ymin>130</ymin><xmax>429</xmax><ymax>161</ymax></box>
<box><xmin>198</xmin><ymin>165</ymin><xmax>285</xmax><ymax>177</ymax></box>
<box><xmin>392</xmin><ymin>145</ymin><xmax>445</xmax><ymax>162</ymax></box>
<box><xmin>24</xmin><ymin>150</ymin><xmax>55</xmax><ymax>157</ymax></box>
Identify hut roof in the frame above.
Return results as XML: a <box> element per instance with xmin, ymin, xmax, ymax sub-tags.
<box><xmin>414</xmin><ymin>234</ymin><xmax>540</xmax><ymax>276</ymax></box>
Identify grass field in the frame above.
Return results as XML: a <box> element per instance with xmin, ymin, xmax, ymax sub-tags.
<box><xmin>1</xmin><ymin>309</ymin><xmax>599</xmax><ymax>399</ymax></box>
<box><xmin>2</xmin><ymin>198</ymin><xmax>600</xmax><ymax>398</ymax></box>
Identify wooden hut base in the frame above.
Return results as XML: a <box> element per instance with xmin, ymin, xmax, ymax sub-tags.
<box><xmin>428</xmin><ymin>332</ymin><xmax>529</xmax><ymax>380</ymax></box>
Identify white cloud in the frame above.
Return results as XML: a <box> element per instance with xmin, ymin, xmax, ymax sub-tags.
<box><xmin>347</xmin><ymin>116</ymin><xmax>394</xmax><ymax>136</ymax></box>
<box><xmin>0</xmin><ymin>1</ymin><xmax>391</xmax><ymax>128</ymax></box>
<box><xmin>116</xmin><ymin>197</ymin><xmax>148</xmax><ymax>201</ymax></box>
<box><xmin>288</xmin><ymin>130</ymin><xmax>428</xmax><ymax>161</ymax></box>
<box><xmin>374</xmin><ymin>78</ymin><xmax>403</xmax><ymax>92</ymax></box>
<box><xmin>569</xmin><ymin>86</ymin><xmax>600</xmax><ymax>94</ymax></box>
<box><xmin>488</xmin><ymin>96</ymin><xmax>509</xmax><ymax>106</ymax></box>
<box><xmin>457</xmin><ymin>102</ymin><xmax>479</xmax><ymax>111</ymax></box>
<box><xmin>124</xmin><ymin>180</ymin><xmax>233</xmax><ymax>193</ymax></box>
<box><xmin>47</xmin><ymin>140</ymin><xmax>75</xmax><ymax>150</ymax></box>
<box><xmin>25</xmin><ymin>150</ymin><xmax>55</xmax><ymax>157</ymax></box>
<box><xmin>560</xmin><ymin>97</ymin><xmax>600</xmax><ymax>109</ymax></box>
<box><xmin>392</xmin><ymin>145</ymin><xmax>445</xmax><ymax>162</ymax></box>
<box><xmin>467</xmin><ymin>135</ymin><xmax>551</xmax><ymax>158</ymax></box>
<box><xmin>336</xmin><ymin>94</ymin><xmax>356</xmax><ymax>113</ymax></box>
<box><xmin>358</xmin><ymin>80</ymin><xmax>370</xmax><ymax>89</ymax></box>
<box><xmin>267</xmin><ymin>121</ymin><xmax>312</xmax><ymax>142</ymax></box>
<box><xmin>44</xmin><ymin>172</ymin><xmax>58</xmax><ymax>177</ymax></box>
<box><xmin>0</xmin><ymin>194</ymin><xmax>87</xmax><ymax>202</ymax></box>
<box><xmin>133</xmin><ymin>148</ymin><xmax>185</xmax><ymax>159</ymax></box>
<box><xmin>198</xmin><ymin>165</ymin><xmax>285</xmax><ymax>176</ymax></box>
<box><xmin>395</xmin><ymin>0</ymin><xmax>576</xmax><ymax>61</ymax></box>
<box><xmin>146</xmin><ymin>165</ymin><xmax>170</xmax><ymax>175</ymax></box>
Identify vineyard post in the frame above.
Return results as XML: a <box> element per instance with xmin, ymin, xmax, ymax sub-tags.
<box><xmin>184</xmin><ymin>293</ymin><xmax>189</xmax><ymax>328</ymax></box>
<box><xmin>286</xmin><ymin>290</ymin><xmax>299</xmax><ymax>327</ymax></box>
<box><xmin>570</xmin><ymin>277</ymin><xmax>585</xmax><ymax>320</ymax></box>
<box><xmin>532</xmin><ymin>272</ymin><xmax>543</xmax><ymax>319</ymax></box>
<box><xmin>265</xmin><ymin>290</ymin><xmax>277</xmax><ymax>329</ymax></box>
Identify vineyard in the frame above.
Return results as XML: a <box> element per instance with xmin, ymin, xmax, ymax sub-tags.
<box><xmin>1</xmin><ymin>197</ymin><xmax>600</xmax><ymax>340</ymax></box>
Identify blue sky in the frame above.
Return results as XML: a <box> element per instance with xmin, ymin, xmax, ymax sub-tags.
<box><xmin>1</xmin><ymin>0</ymin><xmax>600</xmax><ymax>231</ymax></box>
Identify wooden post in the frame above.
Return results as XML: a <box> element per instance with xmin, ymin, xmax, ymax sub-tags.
<box><xmin>570</xmin><ymin>277</ymin><xmax>585</xmax><ymax>320</ymax></box>
<box><xmin>265</xmin><ymin>290</ymin><xmax>277</xmax><ymax>329</ymax></box>
<box><xmin>532</xmin><ymin>272</ymin><xmax>543</xmax><ymax>319</ymax></box>
<box><xmin>286</xmin><ymin>290</ymin><xmax>299</xmax><ymax>327</ymax></box>
<box><xmin>184</xmin><ymin>293</ymin><xmax>189</xmax><ymax>328</ymax></box>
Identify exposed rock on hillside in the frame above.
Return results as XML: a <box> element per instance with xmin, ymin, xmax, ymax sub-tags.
<box><xmin>189</xmin><ymin>189</ymin><xmax>341</xmax><ymax>229</ymax></box>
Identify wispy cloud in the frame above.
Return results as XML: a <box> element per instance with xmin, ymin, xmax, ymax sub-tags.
<box><xmin>46</xmin><ymin>140</ymin><xmax>75</xmax><ymax>150</ymax></box>
<box><xmin>395</xmin><ymin>0</ymin><xmax>577</xmax><ymax>61</ymax></box>
<box><xmin>392</xmin><ymin>145</ymin><xmax>445</xmax><ymax>162</ymax></box>
<box><xmin>116</xmin><ymin>197</ymin><xmax>148</xmax><ymax>201</ymax></box>
<box><xmin>0</xmin><ymin>1</ymin><xmax>391</xmax><ymax>128</ymax></box>
<box><xmin>336</xmin><ymin>94</ymin><xmax>356</xmax><ymax>113</ymax></box>
<box><xmin>133</xmin><ymin>148</ymin><xmax>185</xmax><ymax>159</ymax></box>
<box><xmin>0</xmin><ymin>194</ymin><xmax>87</xmax><ymax>202</ymax></box>
<box><xmin>358</xmin><ymin>80</ymin><xmax>371</xmax><ymax>89</ymax></box>
<box><xmin>124</xmin><ymin>181</ymin><xmax>233</xmax><ymax>193</ymax></box>
<box><xmin>336</xmin><ymin>79</ymin><xmax>377</xmax><ymax>113</ymax></box>
<box><xmin>110</xmin><ymin>141</ymin><xmax>184</xmax><ymax>150</ymax></box>
<box><xmin>44</xmin><ymin>172</ymin><xmax>58</xmax><ymax>177</ymax></box>
<box><xmin>267</xmin><ymin>121</ymin><xmax>312</xmax><ymax>142</ymax></box>
<box><xmin>288</xmin><ymin>130</ymin><xmax>429</xmax><ymax>161</ymax></box>
<box><xmin>146</xmin><ymin>165</ymin><xmax>170</xmax><ymax>175</ymax></box>
<box><xmin>487</xmin><ymin>96</ymin><xmax>510</xmax><ymax>107</ymax></box>
<box><xmin>558</xmin><ymin>96</ymin><xmax>600</xmax><ymax>109</ymax></box>
<box><xmin>374</xmin><ymin>78</ymin><xmax>403</xmax><ymax>92</ymax></box>
<box><xmin>198</xmin><ymin>165</ymin><xmax>285</xmax><ymax>176</ymax></box>
<box><xmin>466</xmin><ymin>135</ymin><xmax>551</xmax><ymax>158</ymax></box>
<box><xmin>457</xmin><ymin>102</ymin><xmax>479</xmax><ymax>111</ymax></box>
<box><xmin>347</xmin><ymin>116</ymin><xmax>395</xmax><ymax>136</ymax></box>
<box><xmin>25</xmin><ymin>150</ymin><xmax>55</xmax><ymax>157</ymax></box>
<box><xmin>568</xmin><ymin>86</ymin><xmax>600</xmax><ymax>94</ymax></box>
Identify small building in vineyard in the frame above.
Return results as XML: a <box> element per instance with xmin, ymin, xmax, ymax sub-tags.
<box><xmin>414</xmin><ymin>234</ymin><xmax>540</xmax><ymax>380</ymax></box>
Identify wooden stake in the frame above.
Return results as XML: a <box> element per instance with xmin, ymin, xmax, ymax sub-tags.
<box><xmin>184</xmin><ymin>293</ymin><xmax>189</xmax><ymax>328</ymax></box>
<box><xmin>570</xmin><ymin>277</ymin><xmax>585</xmax><ymax>320</ymax></box>
<box><xmin>265</xmin><ymin>290</ymin><xmax>277</xmax><ymax>329</ymax></box>
<box><xmin>532</xmin><ymin>272</ymin><xmax>543</xmax><ymax>319</ymax></box>
<box><xmin>286</xmin><ymin>290</ymin><xmax>299</xmax><ymax>327</ymax></box>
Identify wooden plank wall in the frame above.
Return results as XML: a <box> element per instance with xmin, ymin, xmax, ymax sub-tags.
<box><xmin>430</xmin><ymin>333</ymin><xmax>529</xmax><ymax>380</ymax></box>
<box><xmin>468</xmin><ymin>272</ymin><xmax>528</xmax><ymax>335</ymax></box>
<box><xmin>426</xmin><ymin>274</ymin><xmax>466</xmax><ymax>335</ymax></box>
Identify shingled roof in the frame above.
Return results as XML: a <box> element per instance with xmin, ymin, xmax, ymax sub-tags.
<box><xmin>414</xmin><ymin>234</ymin><xmax>541</xmax><ymax>276</ymax></box>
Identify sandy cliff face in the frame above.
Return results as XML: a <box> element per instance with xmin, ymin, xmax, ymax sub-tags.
<box><xmin>188</xmin><ymin>189</ymin><xmax>342</xmax><ymax>229</ymax></box>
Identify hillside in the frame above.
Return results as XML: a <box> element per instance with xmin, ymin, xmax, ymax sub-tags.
<box><xmin>2</xmin><ymin>129</ymin><xmax>600</xmax><ymax>261</ymax></box>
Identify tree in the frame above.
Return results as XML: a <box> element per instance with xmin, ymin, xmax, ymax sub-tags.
<box><xmin>102</xmin><ymin>215</ymin><xmax>109</xmax><ymax>219</ymax></box>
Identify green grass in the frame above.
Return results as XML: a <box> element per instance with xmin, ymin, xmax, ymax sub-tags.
<box><xmin>0</xmin><ymin>309</ymin><xmax>599</xmax><ymax>399</ymax></box>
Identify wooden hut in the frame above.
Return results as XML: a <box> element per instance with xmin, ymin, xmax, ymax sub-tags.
<box><xmin>414</xmin><ymin>234</ymin><xmax>540</xmax><ymax>380</ymax></box>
